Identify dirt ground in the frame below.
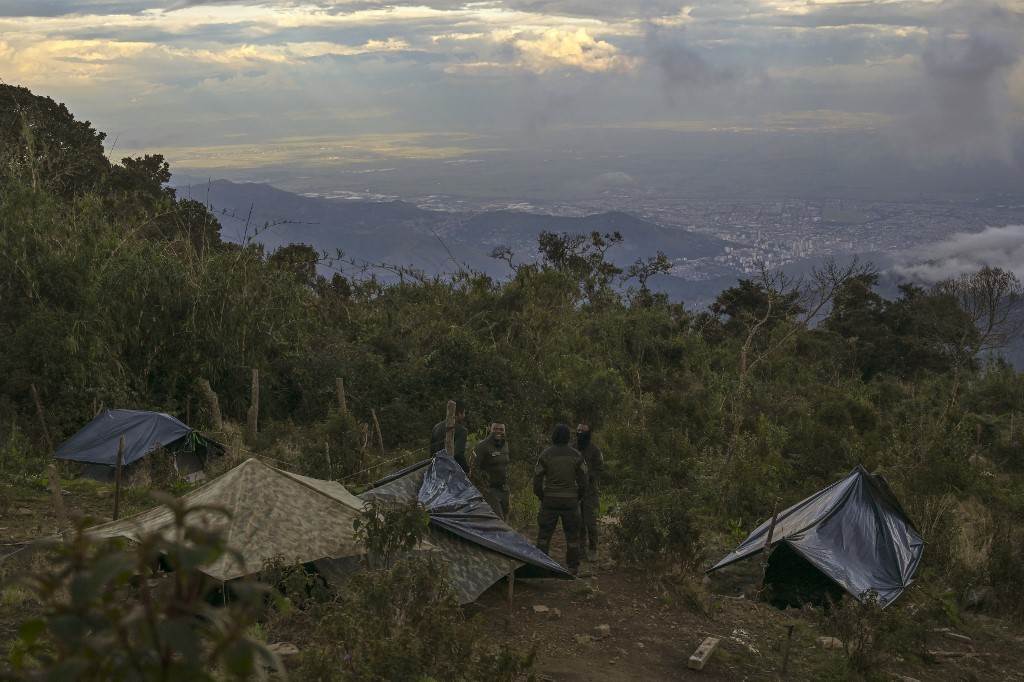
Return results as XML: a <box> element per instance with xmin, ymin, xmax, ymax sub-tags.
<box><xmin>470</xmin><ymin>527</ymin><xmax>1024</xmax><ymax>681</ymax></box>
<box><xmin>3</xmin><ymin>478</ymin><xmax>1024</xmax><ymax>681</ymax></box>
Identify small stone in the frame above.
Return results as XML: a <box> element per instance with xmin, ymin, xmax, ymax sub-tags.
<box><xmin>268</xmin><ymin>642</ymin><xmax>299</xmax><ymax>657</ymax></box>
<box><xmin>635</xmin><ymin>642</ymin><xmax>645</xmax><ymax>649</ymax></box>
<box><xmin>574</xmin><ymin>634</ymin><xmax>593</xmax><ymax>645</ymax></box>
<box><xmin>16</xmin><ymin>508</ymin><xmax>32</xmax><ymax>516</ymax></box>
<box><xmin>817</xmin><ymin>636</ymin><xmax>844</xmax><ymax>650</ymax></box>
<box><xmin>532</xmin><ymin>605</ymin><xmax>549</xmax><ymax>614</ymax></box>
<box><xmin>549</xmin><ymin>608</ymin><xmax>562</xmax><ymax>619</ymax></box>
<box><xmin>594</xmin><ymin>624</ymin><xmax>611</xmax><ymax>639</ymax></box>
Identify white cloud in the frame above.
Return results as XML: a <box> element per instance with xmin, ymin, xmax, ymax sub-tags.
<box><xmin>895</xmin><ymin>225</ymin><xmax>1024</xmax><ymax>282</ymax></box>
<box><xmin>512</xmin><ymin>28</ymin><xmax>636</xmax><ymax>73</ymax></box>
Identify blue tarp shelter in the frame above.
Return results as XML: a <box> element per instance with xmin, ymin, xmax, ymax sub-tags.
<box><xmin>708</xmin><ymin>465</ymin><xmax>924</xmax><ymax>606</ymax></box>
<box><xmin>54</xmin><ymin>409</ymin><xmax>221</xmax><ymax>480</ymax></box>
<box><xmin>360</xmin><ymin>455</ymin><xmax>571</xmax><ymax>603</ymax></box>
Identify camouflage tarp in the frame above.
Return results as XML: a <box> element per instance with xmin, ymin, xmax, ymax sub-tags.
<box><xmin>362</xmin><ymin>455</ymin><xmax>571</xmax><ymax>604</ymax></box>
<box><xmin>85</xmin><ymin>458</ymin><xmax>372</xmax><ymax>581</ymax></box>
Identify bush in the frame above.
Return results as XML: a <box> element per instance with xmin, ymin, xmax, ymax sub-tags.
<box><xmin>4</xmin><ymin>495</ymin><xmax>280</xmax><ymax>680</ymax></box>
<box><xmin>288</xmin><ymin>557</ymin><xmax>534</xmax><ymax>682</ymax></box>
<box><xmin>611</xmin><ymin>491</ymin><xmax>702</xmax><ymax>567</ymax></box>
<box><xmin>820</xmin><ymin>593</ymin><xmax>928</xmax><ymax>675</ymax></box>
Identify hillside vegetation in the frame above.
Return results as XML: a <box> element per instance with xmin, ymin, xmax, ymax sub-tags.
<box><xmin>2</xmin><ymin>85</ymin><xmax>1024</xmax><ymax>680</ymax></box>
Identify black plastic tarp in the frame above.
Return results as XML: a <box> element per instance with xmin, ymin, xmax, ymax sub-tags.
<box><xmin>53</xmin><ymin>409</ymin><xmax>216</xmax><ymax>467</ymax></box>
<box><xmin>367</xmin><ymin>455</ymin><xmax>572</xmax><ymax>579</ymax></box>
<box><xmin>708</xmin><ymin>465</ymin><xmax>924</xmax><ymax>606</ymax></box>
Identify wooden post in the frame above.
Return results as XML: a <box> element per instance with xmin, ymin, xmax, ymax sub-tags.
<box><xmin>113</xmin><ymin>435</ymin><xmax>125</xmax><ymax>520</ymax></box>
<box><xmin>195</xmin><ymin>378</ymin><xmax>223</xmax><ymax>431</ymax></box>
<box><xmin>371</xmin><ymin>409</ymin><xmax>384</xmax><ymax>453</ymax></box>
<box><xmin>325</xmin><ymin>442</ymin><xmax>333</xmax><ymax>481</ymax></box>
<box><xmin>780</xmin><ymin>623</ymin><xmax>795</xmax><ymax>674</ymax></box>
<box><xmin>444</xmin><ymin>400</ymin><xmax>456</xmax><ymax>456</ymax></box>
<box><xmin>506</xmin><ymin>570</ymin><xmax>515</xmax><ymax>630</ymax></box>
<box><xmin>30</xmin><ymin>384</ymin><xmax>54</xmax><ymax>452</ymax></box>
<box><xmin>246</xmin><ymin>368</ymin><xmax>259</xmax><ymax>436</ymax></box>
<box><xmin>47</xmin><ymin>463</ymin><xmax>67</xmax><ymax>532</ymax></box>
<box><xmin>760</xmin><ymin>497</ymin><xmax>781</xmax><ymax>592</ymax></box>
<box><xmin>185</xmin><ymin>396</ymin><xmax>192</xmax><ymax>426</ymax></box>
<box><xmin>357</xmin><ymin>423</ymin><xmax>370</xmax><ymax>481</ymax></box>
<box><xmin>335</xmin><ymin>378</ymin><xmax>348</xmax><ymax>416</ymax></box>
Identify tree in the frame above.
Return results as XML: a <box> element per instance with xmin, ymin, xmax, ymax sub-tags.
<box><xmin>0</xmin><ymin>84</ymin><xmax>110</xmax><ymax>197</ymax></box>
<box><xmin>936</xmin><ymin>266</ymin><xmax>1024</xmax><ymax>358</ymax></box>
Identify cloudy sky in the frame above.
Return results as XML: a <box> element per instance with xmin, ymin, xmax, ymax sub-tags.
<box><xmin>2</xmin><ymin>0</ymin><xmax>1023</xmax><ymax>171</ymax></box>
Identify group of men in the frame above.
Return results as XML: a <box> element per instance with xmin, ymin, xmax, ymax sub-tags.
<box><xmin>430</xmin><ymin>403</ymin><xmax>604</xmax><ymax>575</ymax></box>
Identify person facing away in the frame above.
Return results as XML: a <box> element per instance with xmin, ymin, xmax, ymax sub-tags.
<box><xmin>576</xmin><ymin>422</ymin><xmax>604</xmax><ymax>561</ymax></box>
<box><xmin>472</xmin><ymin>423</ymin><xmax>510</xmax><ymax>519</ymax></box>
<box><xmin>431</xmin><ymin>401</ymin><xmax>468</xmax><ymax>472</ymax></box>
<box><xmin>533</xmin><ymin>423</ymin><xmax>588</xmax><ymax>575</ymax></box>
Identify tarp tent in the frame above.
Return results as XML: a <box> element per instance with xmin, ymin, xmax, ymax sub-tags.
<box><xmin>359</xmin><ymin>455</ymin><xmax>572</xmax><ymax>604</ymax></box>
<box><xmin>708</xmin><ymin>465</ymin><xmax>924</xmax><ymax>607</ymax></box>
<box><xmin>54</xmin><ymin>409</ymin><xmax>221</xmax><ymax>481</ymax></box>
<box><xmin>86</xmin><ymin>458</ymin><xmax>371</xmax><ymax>581</ymax></box>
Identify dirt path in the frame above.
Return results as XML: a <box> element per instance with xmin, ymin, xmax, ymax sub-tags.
<box><xmin>471</xmin><ymin>530</ymin><xmax>1024</xmax><ymax>681</ymax></box>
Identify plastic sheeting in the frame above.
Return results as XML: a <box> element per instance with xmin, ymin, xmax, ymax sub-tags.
<box><xmin>53</xmin><ymin>409</ymin><xmax>214</xmax><ymax>466</ymax></box>
<box><xmin>365</xmin><ymin>455</ymin><xmax>573</xmax><ymax>580</ymax></box>
<box><xmin>708</xmin><ymin>465</ymin><xmax>924</xmax><ymax>606</ymax></box>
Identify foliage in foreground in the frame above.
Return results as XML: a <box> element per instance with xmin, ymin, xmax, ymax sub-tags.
<box><xmin>4</xmin><ymin>497</ymin><xmax>280</xmax><ymax>681</ymax></box>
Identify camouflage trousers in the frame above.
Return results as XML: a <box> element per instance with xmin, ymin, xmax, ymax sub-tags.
<box><xmin>579</xmin><ymin>494</ymin><xmax>599</xmax><ymax>552</ymax></box>
<box><xmin>482</xmin><ymin>486</ymin><xmax>510</xmax><ymax>520</ymax></box>
<box><xmin>536</xmin><ymin>497</ymin><xmax>581</xmax><ymax>571</ymax></box>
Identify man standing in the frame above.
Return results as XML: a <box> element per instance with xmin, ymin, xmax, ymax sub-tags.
<box><xmin>431</xmin><ymin>401</ymin><xmax>468</xmax><ymax>472</ymax></box>
<box><xmin>576</xmin><ymin>422</ymin><xmax>604</xmax><ymax>562</ymax></box>
<box><xmin>472</xmin><ymin>423</ymin><xmax>511</xmax><ymax>519</ymax></box>
<box><xmin>533</xmin><ymin>423</ymin><xmax>588</xmax><ymax>575</ymax></box>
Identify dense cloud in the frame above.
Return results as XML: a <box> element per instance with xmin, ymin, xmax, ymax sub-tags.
<box><xmin>896</xmin><ymin>225</ymin><xmax>1024</xmax><ymax>282</ymax></box>
<box><xmin>0</xmin><ymin>0</ymin><xmax>1021</xmax><ymax>168</ymax></box>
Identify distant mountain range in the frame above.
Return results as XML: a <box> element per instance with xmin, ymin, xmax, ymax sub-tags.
<box><xmin>180</xmin><ymin>180</ymin><xmax>729</xmax><ymax>283</ymax></box>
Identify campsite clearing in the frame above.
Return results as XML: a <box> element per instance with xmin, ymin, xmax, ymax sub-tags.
<box><xmin>3</xmin><ymin>475</ymin><xmax>1023</xmax><ymax>681</ymax></box>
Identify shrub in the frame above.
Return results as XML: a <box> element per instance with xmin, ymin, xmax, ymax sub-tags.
<box><xmin>353</xmin><ymin>498</ymin><xmax>430</xmax><ymax>570</ymax></box>
<box><xmin>611</xmin><ymin>491</ymin><xmax>702</xmax><ymax>567</ymax></box>
<box><xmin>4</xmin><ymin>495</ymin><xmax>280</xmax><ymax>680</ymax></box>
<box><xmin>289</xmin><ymin>557</ymin><xmax>534</xmax><ymax>682</ymax></box>
<box><xmin>820</xmin><ymin>593</ymin><xmax>928</xmax><ymax>675</ymax></box>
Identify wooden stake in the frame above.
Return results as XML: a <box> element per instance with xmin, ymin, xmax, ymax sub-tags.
<box><xmin>47</xmin><ymin>462</ymin><xmax>67</xmax><ymax>532</ymax></box>
<box><xmin>444</xmin><ymin>400</ymin><xmax>456</xmax><ymax>457</ymax></box>
<box><xmin>505</xmin><ymin>570</ymin><xmax>515</xmax><ymax>630</ymax></box>
<box><xmin>371</xmin><ymin>409</ymin><xmax>384</xmax><ymax>453</ymax></box>
<box><xmin>185</xmin><ymin>396</ymin><xmax>192</xmax><ymax>426</ymax></box>
<box><xmin>760</xmin><ymin>497</ymin><xmax>781</xmax><ymax>592</ymax></box>
<box><xmin>359</xmin><ymin>423</ymin><xmax>370</xmax><ymax>481</ymax></box>
<box><xmin>325</xmin><ymin>442</ymin><xmax>333</xmax><ymax>481</ymax></box>
<box><xmin>246</xmin><ymin>368</ymin><xmax>260</xmax><ymax>436</ymax></box>
<box><xmin>30</xmin><ymin>384</ymin><xmax>53</xmax><ymax>452</ymax></box>
<box><xmin>113</xmin><ymin>435</ymin><xmax>125</xmax><ymax>520</ymax></box>
<box><xmin>335</xmin><ymin>378</ymin><xmax>348</xmax><ymax>415</ymax></box>
<box><xmin>780</xmin><ymin>623</ymin><xmax>795</xmax><ymax>674</ymax></box>
<box><xmin>195</xmin><ymin>378</ymin><xmax>223</xmax><ymax>431</ymax></box>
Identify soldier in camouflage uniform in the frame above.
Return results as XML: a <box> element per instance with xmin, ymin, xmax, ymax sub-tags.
<box><xmin>472</xmin><ymin>423</ymin><xmax>510</xmax><ymax>519</ymax></box>
<box><xmin>576</xmin><ymin>422</ymin><xmax>604</xmax><ymax>561</ymax></box>
<box><xmin>430</xmin><ymin>401</ymin><xmax>469</xmax><ymax>472</ymax></box>
<box><xmin>533</xmin><ymin>423</ymin><xmax>588</xmax><ymax>574</ymax></box>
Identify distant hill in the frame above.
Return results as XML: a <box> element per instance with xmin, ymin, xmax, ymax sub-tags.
<box><xmin>179</xmin><ymin>180</ymin><xmax>728</xmax><ymax>279</ymax></box>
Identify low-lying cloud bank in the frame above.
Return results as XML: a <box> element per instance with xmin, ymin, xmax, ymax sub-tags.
<box><xmin>894</xmin><ymin>224</ymin><xmax>1024</xmax><ymax>283</ymax></box>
